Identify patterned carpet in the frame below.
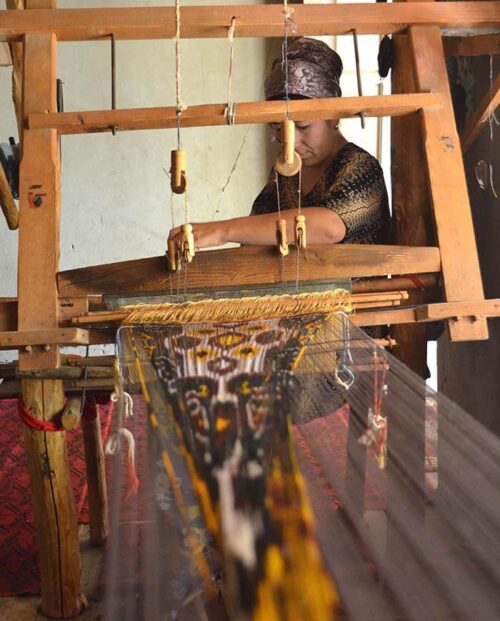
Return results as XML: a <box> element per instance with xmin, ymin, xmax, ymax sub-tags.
<box><xmin>0</xmin><ymin>397</ymin><xmax>113</xmax><ymax>596</ymax></box>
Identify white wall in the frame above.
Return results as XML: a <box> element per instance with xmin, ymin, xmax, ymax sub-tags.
<box><xmin>0</xmin><ymin>0</ymin><xmax>269</xmax><ymax>294</ymax></box>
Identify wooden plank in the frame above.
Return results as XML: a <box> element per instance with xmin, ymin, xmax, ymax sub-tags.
<box><xmin>1</xmin><ymin>3</ymin><xmax>500</xmax><ymax>41</ymax></box>
<box><xmin>352</xmin><ymin>300</ymin><xmax>496</xmax><ymax>334</ymax></box>
<box><xmin>390</xmin><ymin>34</ymin><xmax>435</xmax><ymax>377</ymax></box>
<box><xmin>57</xmin><ymin>245</ymin><xmax>442</xmax><ymax>298</ymax></box>
<box><xmin>444</xmin><ymin>33</ymin><xmax>500</xmax><ymax>57</ymax></box>
<box><xmin>461</xmin><ymin>72</ymin><xmax>500</xmax><ymax>152</ymax></box>
<box><xmin>18</xmin><ymin>31</ymin><xmax>60</xmax><ymax>370</ymax></box>
<box><xmin>0</xmin><ymin>328</ymin><xmax>90</xmax><ymax>349</ymax></box>
<box><xmin>409</xmin><ymin>25</ymin><xmax>488</xmax><ymax>341</ymax></box>
<box><xmin>28</xmin><ymin>93</ymin><xmax>444</xmax><ymax>135</ymax></box>
<box><xmin>415</xmin><ymin>298</ymin><xmax>500</xmax><ymax>321</ymax></box>
<box><xmin>82</xmin><ymin>402</ymin><xmax>109</xmax><ymax>546</ymax></box>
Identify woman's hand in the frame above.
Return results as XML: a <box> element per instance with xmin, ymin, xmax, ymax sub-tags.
<box><xmin>167</xmin><ymin>221</ymin><xmax>228</xmax><ymax>251</ymax></box>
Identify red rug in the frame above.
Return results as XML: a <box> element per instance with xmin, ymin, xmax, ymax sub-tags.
<box><xmin>0</xmin><ymin>397</ymin><xmax>113</xmax><ymax>596</ymax></box>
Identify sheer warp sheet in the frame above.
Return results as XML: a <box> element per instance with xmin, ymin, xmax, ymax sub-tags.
<box><xmin>106</xmin><ymin>314</ymin><xmax>500</xmax><ymax>621</ymax></box>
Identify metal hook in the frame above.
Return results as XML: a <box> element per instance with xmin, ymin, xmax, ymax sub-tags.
<box><xmin>334</xmin><ymin>312</ymin><xmax>355</xmax><ymax>390</ymax></box>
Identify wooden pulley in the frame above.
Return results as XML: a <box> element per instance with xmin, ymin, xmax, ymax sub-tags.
<box><xmin>167</xmin><ymin>236</ymin><xmax>179</xmax><ymax>272</ymax></box>
<box><xmin>276</xmin><ymin>218</ymin><xmax>289</xmax><ymax>257</ymax></box>
<box><xmin>180</xmin><ymin>223</ymin><xmax>196</xmax><ymax>263</ymax></box>
<box><xmin>294</xmin><ymin>214</ymin><xmax>307</xmax><ymax>249</ymax></box>
<box><xmin>171</xmin><ymin>149</ymin><xmax>188</xmax><ymax>194</ymax></box>
<box><xmin>275</xmin><ymin>120</ymin><xmax>302</xmax><ymax>177</ymax></box>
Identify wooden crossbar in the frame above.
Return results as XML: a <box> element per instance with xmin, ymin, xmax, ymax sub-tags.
<box><xmin>28</xmin><ymin>93</ymin><xmax>443</xmax><ymax>135</ymax></box>
<box><xmin>1</xmin><ymin>3</ymin><xmax>499</xmax><ymax>41</ymax></box>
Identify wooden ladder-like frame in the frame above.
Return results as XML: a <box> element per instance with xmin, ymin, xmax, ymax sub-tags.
<box><xmin>1</xmin><ymin>1</ymin><xmax>499</xmax><ymax>616</ymax></box>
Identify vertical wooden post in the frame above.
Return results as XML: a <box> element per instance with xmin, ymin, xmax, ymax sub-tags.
<box><xmin>409</xmin><ymin>25</ymin><xmax>488</xmax><ymax>342</ymax></box>
<box><xmin>17</xmin><ymin>3</ymin><xmax>84</xmax><ymax>616</ymax></box>
<box><xmin>82</xmin><ymin>401</ymin><xmax>109</xmax><ymax>546</ymax></box>
<box><xmin>391</xmin><ymin>34</ymin><xmax>434</xmax><ymax>378</ymax></box>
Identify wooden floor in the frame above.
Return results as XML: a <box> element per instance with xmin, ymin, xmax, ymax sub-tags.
<box><xmin>0</xmin><ymin>526</ymin><xmax>104</xmax><ymax>621</ymax></box>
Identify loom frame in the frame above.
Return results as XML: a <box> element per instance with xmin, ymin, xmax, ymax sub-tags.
<box><xmin>0</xmin><ymin>1</ymin><xmax>500</xmax><ymax>617</ymax></box>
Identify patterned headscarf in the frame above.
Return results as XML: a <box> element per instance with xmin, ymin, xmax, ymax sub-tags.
<box><xmin>265</xmin><ymin>37</ymin><xmax>343</xmax><ymax>101</ymax></box>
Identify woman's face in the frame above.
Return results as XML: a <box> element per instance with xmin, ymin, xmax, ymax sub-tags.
<box><xmin>270</xmin><ymin>120</ymin><xmax>339</xmax><ymax>167</ymax></box>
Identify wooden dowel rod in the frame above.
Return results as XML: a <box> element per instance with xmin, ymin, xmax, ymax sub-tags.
<box><xmin>82</xmin><ymin>400</ymin><xmax>109</xmax><ymax>546</ymax></box>
<box><xmin>351</xmin><ymin>274</ymin><xmax>438</xmax><ymax>293</ymax></box>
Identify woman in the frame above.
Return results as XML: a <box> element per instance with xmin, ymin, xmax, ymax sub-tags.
<box><xmin>168</xmin><ymin>37</ymin><xmax>390</xmax><ymax>249</ymax></box>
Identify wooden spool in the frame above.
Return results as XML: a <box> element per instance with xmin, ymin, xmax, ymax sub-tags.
<box><xmin>276</xmin><ymin>218</ymin><xmax>289</xmax><ymax>257</ymax></box>
<box><xmin>275</xmin><ymin>120</ymin><xmax>302</xmax><ymax>177</ymax></box>
<box><xmin>181</xmin><ymin>223</ymin><xmax>195</xmax><ymax>263</ymax></box>
<box><xmin>294</xmin><ymin>214</ymin><xmax>307</xmax><ymax>249</ymax></box>
<box><xmin>167</xmin><ymin>236</ymin><xmax>179</xmax><ymax>272</ymax></box>
<box><xmin>171</xmin><ymin>149</ymin><xmax>187</xmax><ymax>194</ymax></box>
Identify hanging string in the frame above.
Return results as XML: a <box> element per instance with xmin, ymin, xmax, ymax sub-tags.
<box><xmin>174</xmin><ymin>0</ymin><xmax>186</xmax><ymax>150</ymax></box>
<box><xmin>282</xmin><ymin>0</ymin><xmax>296</xmax><ymax>120</ymax></box>
<box><xmin>225</xmin><ymin>17</ymin><xmax>237</xmax><ymax>125</ymax></box>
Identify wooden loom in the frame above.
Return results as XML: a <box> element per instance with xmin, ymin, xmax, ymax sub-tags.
<box><xmin>0</xmin><ymin>1</ymin><xmax>499</xmax><ymax>617</ymax></box>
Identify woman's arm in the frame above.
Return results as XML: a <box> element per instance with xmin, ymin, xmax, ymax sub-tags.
<box><xmin>168</xmin><ymin>206</ymin><xmax>346</xmax><ymax>249</ymax></box>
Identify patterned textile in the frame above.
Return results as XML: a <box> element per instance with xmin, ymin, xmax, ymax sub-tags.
<box><xmin>252</xmin><ymin>142</ymin><xmax>390</xmax><ymax>244</ymax></box>
<box><xmin>0</xmin><ymin>398</ymin><xmax>113</xmax><ymax>595</ymax></box>
<box><xmin>265</xmin><ymin>37</ymin><xmax>343</xmax><ymax>100</ymax></box>
<box><xmin>118</xmin><ymin>315</ymin><xmax>340</xmax><ymax>621</ymax></box>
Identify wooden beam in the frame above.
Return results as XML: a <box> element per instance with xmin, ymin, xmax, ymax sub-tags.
<box><xmin>414</xmin><ymin>298</ymin><xmax>500</xmax><ymax>321</ymax></box>
<box><xmin>391</xmin><ymin>33</ymin><xmax>435</xmax><ymax>377</ymax></box>
<box><xmin>0</xmin><ymin>327</ymin><xmax>89</xmax><ymax>349</ymax></box>
<box><xmin>18</xmin><ymin>7</ymin><xmax>84</xmax><ymax>617</ymax></box>
<box><xmin>352</xmin><ymin>300</ymin><xmax>497</xmax><ymax>334</ymax></box>
<box><xmin>28</xmin><ymin>93</ymin><xmax>444</xmax><ymax>135</ymax></box>
<box><xmin>1</xmin><ymin>3</ymin><xmax>499</xmax><ymax>41</ymax></box>
<box><xmin>409</xmin><ymin>25</ymin><xmax>488</xmax><ymax>341</ymax></box>
<box><xmin>18</xmin><ymin>32</ymin><xmax>60</xmax><ymax>370</ymax></box>
<box><xmin>444</xmin><ymin>33</ymin><xmax>500</xmax><ymax>57</ymax></box>
<box><xmin>461</xmin><ymin>73</ymin><xmax>500</xmax><ymax>153</ymax></box>
<box><xmin>57</xmin><ymin>245</ymin><xmax>442</xmax><ymax>298</ymax></box>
